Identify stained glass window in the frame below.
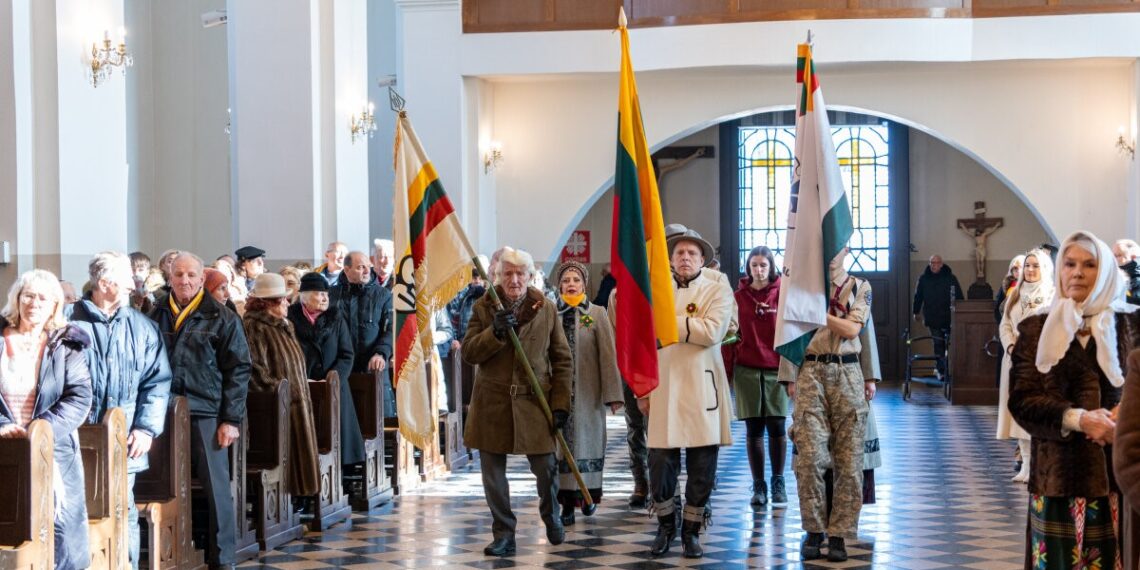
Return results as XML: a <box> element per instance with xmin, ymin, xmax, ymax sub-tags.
<box><xmin>737</xmin><ymin>124</ymin><xmax>890</xmax><ymax>272</ymax></box>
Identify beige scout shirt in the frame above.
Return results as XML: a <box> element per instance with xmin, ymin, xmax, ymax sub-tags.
<box><xmin>804</xmin><ymin>275</ymin><xmax>872</xmax><ymax>357</ymax></box>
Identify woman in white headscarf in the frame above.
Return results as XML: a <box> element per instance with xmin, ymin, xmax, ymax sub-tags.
<box><xmin>997</xmin><ymin>249</ymin><xmax>1055</xmax><ymax>483</ymax></box>
<box><xmin>1008</xmin><ymin>231</ymin><xmax>1140</xmax><ymax>570</ymax></box>
<box><xmin>994</xmin><ymin>254</ymin><xmax>1025</xmax><ymax>321</ymax></box>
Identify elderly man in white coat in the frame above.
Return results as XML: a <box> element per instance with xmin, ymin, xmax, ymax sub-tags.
<box><xmin>638</xmin><ymin>225</ymin><xmax>735</xmax><ymax>559</ymax></box>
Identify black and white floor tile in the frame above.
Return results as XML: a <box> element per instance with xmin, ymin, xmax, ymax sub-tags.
<box><xmin>237</xmin><ymin>383</ymin><xmax>1028</xmax><ymax>569</ymax></box>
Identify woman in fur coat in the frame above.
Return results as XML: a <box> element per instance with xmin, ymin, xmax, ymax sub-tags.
<box><xmin>243</xmin><ymin>273</ymin><xmax>320</xmax><ymax>496</ymax></box>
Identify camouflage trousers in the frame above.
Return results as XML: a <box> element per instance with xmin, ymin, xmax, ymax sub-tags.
<box><xmin>791</xmin><ymin>361</ymin><xmax>868</xmax><ymax>539</ymax></box>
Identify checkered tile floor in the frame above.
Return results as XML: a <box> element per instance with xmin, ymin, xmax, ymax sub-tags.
<box><xmin>236</xmin><ymin>382</ymin><xmax>1028</xmax><ymax>569</ymax></box>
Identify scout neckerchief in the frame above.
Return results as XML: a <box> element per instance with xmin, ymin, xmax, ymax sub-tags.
<box><xmin>560</xmin><ymin>292</ymin><xmax>586</xmax><ymax>307</ymax></box>
<box><xmin>169</xmin><ymin>289</ymin><xmax>205</xmax><ymax>333</ymax></box>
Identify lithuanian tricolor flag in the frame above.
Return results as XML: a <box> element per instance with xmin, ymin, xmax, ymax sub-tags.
<box><xmin>612</xmin><ymin>11</ymin><xmax>678</xmax><ymax>398</ymax></box>
<box><xmin>392</xmin><ymin>112</ymin><xmax>475</xmax><ymax>449</ymax></box>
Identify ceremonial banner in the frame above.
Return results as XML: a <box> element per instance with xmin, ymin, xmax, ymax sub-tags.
<box><xmin>392</xmin><ymin>113</ymin><xmax>475</xmax><ymax>449</ymax></box>
<box><xmin>774</xmin><ymin>43</ymin><xmax>855</xmax><ymax>366</ymax></box>
<box><xmin>611</xmin><ymin>12</ymin><xmax>678</xmax><ymax>397</ymax></box>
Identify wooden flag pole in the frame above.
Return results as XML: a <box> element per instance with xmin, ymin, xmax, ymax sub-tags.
<box><xmin>469</xmin><ymin>254</ymin><xmax>594</xmax><ymax>507</ymax></box>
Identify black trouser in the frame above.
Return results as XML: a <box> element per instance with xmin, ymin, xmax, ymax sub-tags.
<box><xmin>622</xmin><ymin>383</ymin><xmax>648</xmax><ymax>484</ymax></box>
<box><xmin>931</xmin><ymin>326</ymin><xmax>950</xmax><ymax>376</ymax></box>
<box><xmin>648</xmin><ymin>445</ymin><xmax>719</xmax><ymax>508</ymax></box>
<box><xmin>479</xmin><ymin>451</ymin><xmax>559</xmax><ymax>540</ymax></box>
<box><xmin>190</xmin><ymin>417</ymin><xmax>237</xmax><ymax>565</ymax></box>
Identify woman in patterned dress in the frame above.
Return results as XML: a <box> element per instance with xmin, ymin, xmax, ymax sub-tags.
<box><xmin>1009</xmin><ymin>231</ymin><xmax>1139</xmax><ymax>570</ymax></box>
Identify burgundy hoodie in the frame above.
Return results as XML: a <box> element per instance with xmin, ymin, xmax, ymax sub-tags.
<box><xmin>722</xmin><ymin>275</ymin><xmax>781</xmax><ymax>377</ymax></box>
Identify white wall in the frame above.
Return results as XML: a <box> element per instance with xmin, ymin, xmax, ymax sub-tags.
<box><xmin>394</xmin><ymin>7</ymin><xmax>1140</xmax><ymax>270</ymax></box>
<box><xmin>485</xmin><ymin>61</ymin><xmax>1130</xmax><ymax>263</ymax></box>
<box><xmin>0</xmin><ymin>1</ymin><xmax>17</xmax><ymax>290</ymax></box>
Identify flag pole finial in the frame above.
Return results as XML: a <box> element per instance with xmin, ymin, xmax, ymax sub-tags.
<box><xmin>388</xmin><ymin>85</ymin><xmax>406</xmax><ymax>114</ymax></box>
<box><xmin>806</xmin><ymin>29</ymin><xmax>813</xmax><ymax>46</ymax></box>
<box><xmin>618</xmin><ymin>6</ymin><xmax>627</xmax><ymax>28</ymax></box>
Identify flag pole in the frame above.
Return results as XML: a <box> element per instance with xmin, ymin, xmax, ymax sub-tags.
<box><xmin>459</xmin><ymin>239</ymin><xmax>594</xmax><ymax>507</ymax></box>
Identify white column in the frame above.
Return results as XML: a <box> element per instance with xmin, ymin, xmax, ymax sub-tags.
<box><xmin>228</xmin><ymin>0</ymin><xmax>371</xmax><ymax>266</ymax></box>
<box><xmin>228</xmin><ymin>0</ymin><xmax>322</xmax><ymax>265</ymax></box>
<box><xmin>330</xmin><ymin>0</ymin><xmax>370</xmax><ymax>251</ymax></box>
<box><xmin>394</xmin><ymin>0</ymin><xmax>468</xmax><ymax>223</ymax></box>
<box><xmin>54</xmin><ymin>0</ymin><xmax>130</xmax><ymax>281</ymax></box>
<box><xmin>367</xmin><ymin>0</ymin><xmax>398</xmax><ymax>242</ymax></box>
<box><xmin>0</xmin><ymin>1</ymin><xmax>18</xmax><ymax>290</ymax></box>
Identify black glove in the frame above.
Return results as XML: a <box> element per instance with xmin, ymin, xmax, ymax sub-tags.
<box><xmin>552</xmin><ymin>410</ymin><xmax>569</xmax><ymax>431</ymax></box>
<box><xmin>492</xmin><ymin>309</ymin><xmax>517</xmax><ymax>339</ymax></box>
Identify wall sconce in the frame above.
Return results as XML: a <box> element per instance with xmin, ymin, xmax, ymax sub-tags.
<box><xmin>350</xmin><ymin>103</ymin><xmax>377</xmax><ymax>143</ymax></box>
<box><xmin>90</xmin><ymin>29</ymin><xmax>133</xmax><ymax>88</ymax></box>
<box><xmin>484</xmin><ymin>141</ymin><xmax>503</xmax><ymax>173</ymax></box>
<box><xmin>1117</xmin><ymin>126</ymin><xmax>1135</xmax><ymax>159</ymax></box>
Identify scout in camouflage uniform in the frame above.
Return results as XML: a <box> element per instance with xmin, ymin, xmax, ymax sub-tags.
<box><xmin>782</xmin><ymin>247</ymin><xmax>874</xmax><ymax>563</ymax></box>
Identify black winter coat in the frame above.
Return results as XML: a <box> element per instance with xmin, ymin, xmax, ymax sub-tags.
<box><xmin>0</xmin><ymin>321</ymin><xmax>94</xmax><ymax>570</ymax></box>
<box><xmin>1122</xmin><ymin>260</ymin><xmax>1140</xmax><ymax>306</ymax></box>
<box><xmin>288</xmin><ymin>304</ymin><xmax>354</xmax><ymax>382</ymax></box>
<box><xmin>330</xmin><ymin>274</ymin><xmax>393</xmax><ymax>373</ymax></box>
<box><xmin>150</xmin><ymin>291</ymin><xmax>251</xmax><ymax>425</ymax></box>
<box><xmin>912</xmin><ymin>265</ymin><xmax>964</xmax><ymax>330</ymax></box>
<box><xmin>67</xmin><ymin>298</ymin><xmax>172</xmax><ymax>473</ymax></box>
<box><xmin>286</xmin><ymin>303</ymin><xmax>364</xmax><ymax>465</ymax></box>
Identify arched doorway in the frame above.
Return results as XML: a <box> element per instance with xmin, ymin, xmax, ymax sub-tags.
<box><xmin>560</xmin><ymin>109</ymin><xmax>1054</xmax><ymax>381</ymax></box>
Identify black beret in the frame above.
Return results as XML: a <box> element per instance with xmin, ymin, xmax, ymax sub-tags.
<box><xmin>235</xmin><ymin>245</ymin><xmax>265</xmax><ymax>262</ymax></box>
<box><xmin>299</xmin><ymin>272</ymin><xmax>329</xmax><ymax>293</ymax></box>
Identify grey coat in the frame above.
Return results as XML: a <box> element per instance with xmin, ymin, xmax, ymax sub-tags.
<box><xmin>556</xmin><ymin>301</ymin><xmax>623</xmax><ymax>491</ymax></box>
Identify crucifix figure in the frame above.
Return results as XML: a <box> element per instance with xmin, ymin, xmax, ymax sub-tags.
<box><xmin>957</xmin><ymin>201</ymin><xmax>1004</xmax><ymax>284</ymax></box>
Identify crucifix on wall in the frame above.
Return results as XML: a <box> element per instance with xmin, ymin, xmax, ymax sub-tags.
<box><xmin>956</xmin><ymin>201</ymin><xmax>1003</xmax><ymax>299</ymax></box>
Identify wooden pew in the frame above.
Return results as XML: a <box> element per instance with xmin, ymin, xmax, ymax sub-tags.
<box><xmin>245</xmin><ymin>380</ymin><xmax>303</xmax><ymax>550</ymax></box>
<box><xmin>383</xmin><ymin>422</ymin><xmax>419</xmax><ymax>495</ymax></box>
<box><xmin>228</xmin><ymin>419</ymin><xmax>259</xmax><ymax>561</ymax></box>
<box><xmin>308</xmin><ymin>374</ymin><xmax>353</xmax><ymax>531</ymax></box>
<box><xmin>80</xmin><ymin>407</ymin><xmax>129</xmax><ymax>569</ymax></box>
<box><xmin>347</xmin><ymin>372</ymin><xmax>393</xmax><ymax>511</ymax></box>
<box><xmin>0</xmin><ymin>419</ymin><xmax>54</xmax><ymax>569</ymax></box>
<box><xmin>442</xmin><ymin>350</ymin><xmax>469</xmax><ymax>470</ymax></box>
<box><xmin>135</xmin><ymin>397</ymin><xmax>205</xmax><ymax>570</ymax></box>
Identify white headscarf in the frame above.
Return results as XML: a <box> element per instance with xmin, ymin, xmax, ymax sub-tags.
<box><xmin>1036</xmin><ymin>231</ymin><xmax>1139</xmax><ymax>386</ymax></box>
<box><xmin>1005</xmin><ymin>249</ymin><xmax>1055</xmax><ymax>322</ymax></box>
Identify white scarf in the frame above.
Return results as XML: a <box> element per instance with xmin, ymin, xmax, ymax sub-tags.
<box><xmin>1006</xmin><ymin>249</ymin><xmax>1055</xmax><ymax>323</ymax></box>
<box><xmin>1036</xmin><ymin>232</ymin><xmax>1139</xmax><ymax>386</ymax></box>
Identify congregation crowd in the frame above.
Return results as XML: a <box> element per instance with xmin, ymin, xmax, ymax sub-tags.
<box><xmin>7</xmin><ymin>225</ymin><xmax>1140</xmax><ymax>569</ymax></box>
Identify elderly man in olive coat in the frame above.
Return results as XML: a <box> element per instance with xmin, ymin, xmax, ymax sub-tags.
<box><xmin>463</xmin><ymin>246</ymin><xmax>573</xmax><ymax>557</ymax></box>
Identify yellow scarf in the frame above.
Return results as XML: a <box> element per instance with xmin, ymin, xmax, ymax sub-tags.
<box><xmin>169</xmin><ymin>289</ymin><xmax>205</xmax><ymax>333</ymax></box>
<box><xmin>561</xmin><ymin>292</ymin><xmax>586</xmax><ymax>307</ymax></box>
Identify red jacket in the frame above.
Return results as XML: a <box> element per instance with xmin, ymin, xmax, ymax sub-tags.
<box><xmin>723</xmin><ymin>276</ymin><xmax>781</xmax><ymax>376</ymax></box>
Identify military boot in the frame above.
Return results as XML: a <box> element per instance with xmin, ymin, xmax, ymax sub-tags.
<box><xmin>628</xmin><ymin>477</ymin><xmax>649</xmax><ymax>509</ymax></box>
<box><xmin>801</xmin><ymin>532</ymin><xmax>825</xmax><ymax>560</ymax></box>
<box><xmin>649</xmin><ymin>500</ymin><xmax>677</xmax><ymax>556</ymax></box>
<box><xmin>680</xmin><ymin>505</ymin><xmax>707</xmax><ymax>559</ymax></box>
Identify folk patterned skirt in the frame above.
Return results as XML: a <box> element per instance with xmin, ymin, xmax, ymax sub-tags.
<box><xmin>1028</xmin><ymin>493</ymin><xmax>1122</xmax><ymax>570</ymax></box>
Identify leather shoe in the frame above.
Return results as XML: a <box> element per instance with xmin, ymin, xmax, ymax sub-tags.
<box><xmin>560</xmin><ymin>510</ymin><xmax>575</xmax><ymax>526</ymax></box>
<box><xmin>483</xmin><ymin>537</ymin><xmax>516</xmax><ymax>557</ymax></box>
<box><xmin>546</xmin><ymin>521</ymin><xmax>565</xmax><ymax>545</ymax></box>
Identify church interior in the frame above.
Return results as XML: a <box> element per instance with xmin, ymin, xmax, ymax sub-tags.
<box><xmin>2</xmin><ymin>1</ymin><xmax>1140</xmax><ymax>569</ymax></box>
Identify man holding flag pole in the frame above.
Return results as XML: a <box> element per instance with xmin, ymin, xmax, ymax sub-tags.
<box><xmin>773</xmin><ymin>38</ymin><xmax>875</xmax><ymax>563</ymax></box>
<box><xmin>391</xmin><ymin>92</ymin><xmax>590</xmax><ymax>558</ymax></box>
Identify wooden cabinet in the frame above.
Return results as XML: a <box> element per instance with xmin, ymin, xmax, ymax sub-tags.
<box><xmin>948</xmin><ymin>300</ymin><xmax>1000</xmax><ymax>405</ymax></box>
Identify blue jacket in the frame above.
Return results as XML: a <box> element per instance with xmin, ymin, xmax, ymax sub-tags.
<box><xmin>0</xmin><ymin>320</ymin><xmax>93</xmax><ymax>570</ymax></box>
<box><xmin>67</xmin><ymin>298</ymin><xmax>173</xmax><ymax>473</ymax></box>
<box><xmin>150</xmin><ymin>291</ymin><xmax>251</xmax><ymax>425</ymax></box>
